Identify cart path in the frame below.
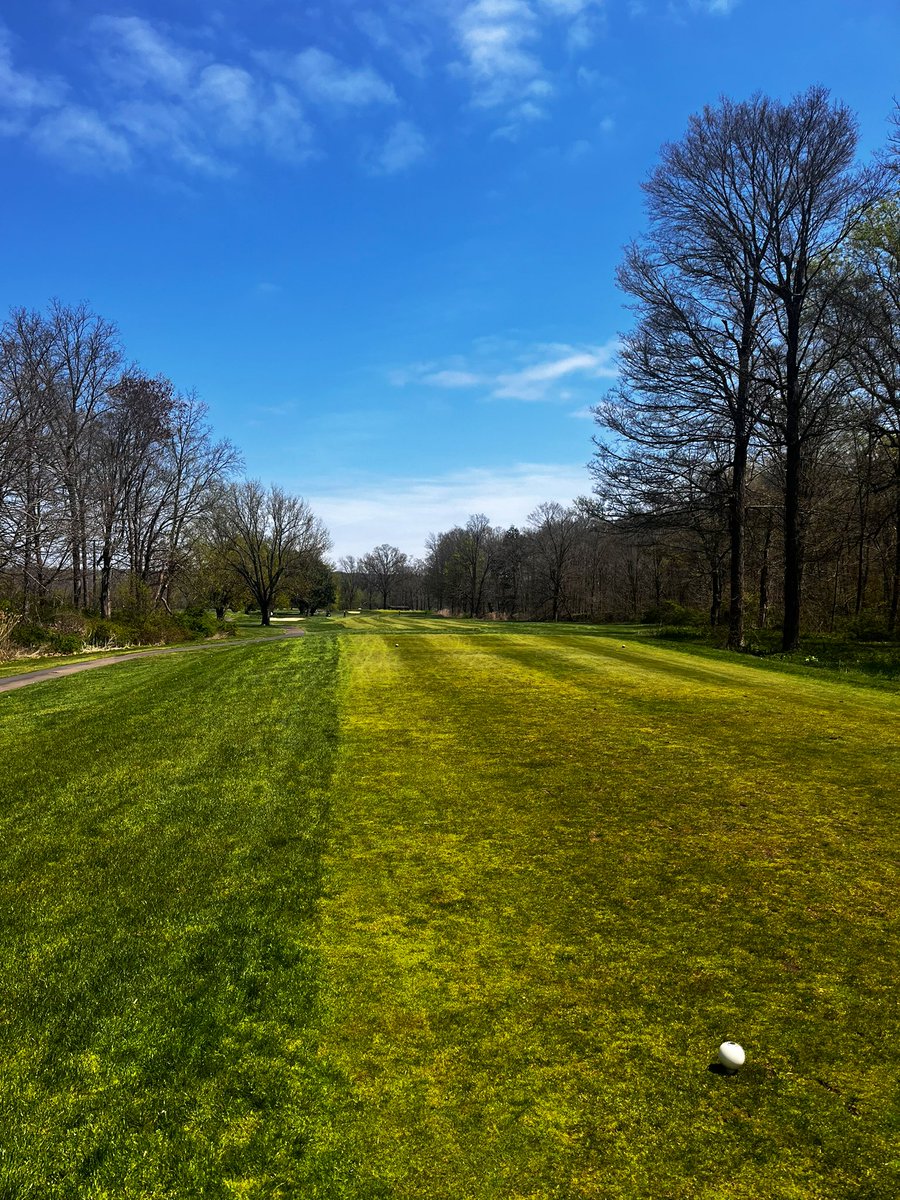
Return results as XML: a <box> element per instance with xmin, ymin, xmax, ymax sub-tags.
<box><xmin>0</xmin><ymin>628</ymin><xmax>308</xmax><ymax>695</ymax></box>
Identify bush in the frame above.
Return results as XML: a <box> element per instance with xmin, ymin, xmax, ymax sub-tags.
<box><xmin>176</xmin><ymin>607</ymin><xmax>217</xmax><ymax>638</ymax></box>
<box><xmin>845</xmin><ymin>614</ymin><xmax>893</xmax><ymax>642</ymax></box>
<box><xmin>642</xmin><ymin>601</ymin><xmax>705</xmax><ymax>627</ymax></box>
<box><xmin>11</xmin><ymin>622</ymin><xmax>48</xmax><ymax>649</ymax></box>
<box><xmin>46</xmin><ymin>632</ymin><xmax>84</xmax><ymax>654</ymax></box>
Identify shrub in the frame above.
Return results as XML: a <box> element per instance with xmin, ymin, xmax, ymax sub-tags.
<box><xmin>11</xmin><ymin>622</ymin><xmax>49</xmax><ymax>649</ymax></box>
<box><xmin>46</xmin><ymin>632</ymin><xmax>84</xmax><ymax>654</ymax></box>
<box><xmin>642</xmin><ymin>601</ymin><xmax>705</xmax><ymax>627</ymax></box>
<box><xmin>176</xmin><ymin>607</ymin><xmax>217</xmax><ymax>638</ymax></box>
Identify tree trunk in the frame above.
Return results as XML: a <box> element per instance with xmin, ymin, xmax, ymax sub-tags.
<box><xmin>709</xmin><ymin>562</ymin><xmax>722</xmax><ymax>627</ymax></box>
<box><xmin>727</xmin><ymin>431</ymin><xmax>749</xmax><ymax>650</ymax></box>
<box><xmin>781</xmin><ymin>304</ymin><xmax>804</xmax><ymax>652</ymax></box>
<box><xmin>889</xmin><ymin>489</ymin><xmax>900</xmax><ymax>636</ymax></box>
<box><xmin>758</xmin><ymin>513</ymin><xmax>772</xmax><ymax>630</ymax></box>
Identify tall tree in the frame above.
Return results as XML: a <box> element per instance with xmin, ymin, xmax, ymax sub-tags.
<box><xmin>751</xmin><ymin>88</ymin><xmax>887</xmax><ymax>649</ymax></box>
<box><xmin>45</xmin><ymin>301</ymin><xmax>123</xmax><ymax>608</ymax></box>
<box><xmin>598</xmin><ymin>95</ymin><xmax>774</xmax><ymax>648</ymax></box>
<box><xmin>211</xmin><ymin>481</ymin><xmax>330</xmax><ymax>625</ymax></box>
<box><xmin>361</xmin><ymin>543</ymin><xmax>408</xmax><ymax>609</ymax></box>
<box><xmin>92</xmin><ymin>373</ymin><xmax>172</xmax><ymax>618</ymax></box>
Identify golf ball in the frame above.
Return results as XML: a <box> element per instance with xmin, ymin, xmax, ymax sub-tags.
<box><xmin>718</xmin><ymin>1041</ymin><xmax>745</xmax><ymax>1071</ymax></box>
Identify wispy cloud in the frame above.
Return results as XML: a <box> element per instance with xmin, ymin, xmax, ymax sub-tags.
<box><xmin>367</xmin><ymin>119</ymin><xmax>428</xmax><ymax>174</ymax></box>
<box><xmin>308</xmin><ymin>461</ymin><xmax>589</xmax><ymax>557</ymax></box>
<box><xmin>90</xmin><ymin>15</ymin><xmax>196</xmax><ymax>94</ymax></box>
<box><xmin>284</xmin><ymin>48</ymin><xmax>397</xmax><ymax>109</ymax></box>
<box><xmin>0</xmin><ymin>15</ymin><xmax>318</xmax><ymax>174</ymax></box>
<box><xmin>395</xmin><ymin>339</ymin><xmax>618</xmax><ymax>402</ymax></box>
<box><xmin>494</xmin><ymin>346</ymin><xmax>616</xmax><ymax>399</ymax></box>
<box><xmin>1</xmin><ymin>4</ymin><xmax>617</xmax><ymax>176</ymax></box>
<box><xmin>0</xmin><ymin>25</ymin><xmax>66</xmax><ymax>134</ymax></box>
<box><xmin>690</xmin><ymin>0</ymin><xmax>740</xmax><ymax>13</ymax></box>
<box><xmin>32</xmin><ymin>105</ymin><xmax>132</xmax><ymax>170</ymax></box>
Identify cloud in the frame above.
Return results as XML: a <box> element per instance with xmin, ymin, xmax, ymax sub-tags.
<box><xmin>395</xmin><ymin>339</ymin><xmax>618</xmax><ymax>402</ymax></box>
<box><xmin>90</xmin><ymin>15</ymin><xmax>196</xmax><ymax>94</ymax></box>
<box><xmin>355</xmin><ymin>9</ymin><xmax>433</xmax><ymax>78</ymax></box>
<box><xmin>309</xmin><ymin>462</ymin><xmax>589</xmax><ymax>558</ymax></box>
<box><xmin>423</xmin><ymin>369</ymin><xmax>486</xmax><ymax>388</ymax></box>
<box><xmin>453</xmin><ymin>0</ymin><xmax>543</xmax><ymax>109</ymax></box>
<box><xmin>367</xmin><ymin>119</ymin><xmax>428</xmax><ymax>174</ymax></box>
<box><xmin>692</xmin><ymin>0</ymin><xmax>740</xmax><ymax>12</ymax></box>
<box><xmin>0</xmin><ymin>25</ymin><xmax>66</xmax><ymax>133</ymax></box>
<box><xmin>286</xmin><ymin>47</ymin><xmax>397</xmax><ymax>108</ymax></box>
<box><xmin>31</xmin><ymin>105</ymin><xmax>132</xmax><ymax>170</ymax></box>
<box><xmin>494</xmin><ymin>347</ymin><xmax>617</xmax><ymax>399</ymax></box>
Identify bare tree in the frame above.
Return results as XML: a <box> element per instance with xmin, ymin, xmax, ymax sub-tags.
<box><xmin>212</xmin><ymin>481</ymin><xmax>330</xmax><ymax>625</ymax></box>
<box><xmin>598</xmin><ymin>95</ymin><xmax>774</xmax><ymax>648</ymax></box>
<box><xmin>361</xmin><ymin>543</ymin><xmax>408</xmax><ymax>609</ymax></box>
<box><xmin>751</xmin><ymin>88</ymin><xmax>887</xmax><ymax>649</ymax></box>
<box><xmin>527</xmin><ymin>502</ymin><xmax>580</xmax><ymax>621</ymax></box>
<box><xmin>44</xmin><ymin>301</ymin><xmax>123</xmax><ymax>608</ymax></box>
<box><xmin>91</xmin><ymin>373</ymin><xmax>173</xmax><ymax>617</ymax></box>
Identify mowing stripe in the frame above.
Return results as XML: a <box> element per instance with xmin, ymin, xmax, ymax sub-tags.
<box><xmin>316</xmin><ymin>630</ymin><xmax>900</xmax><ymax>1200</ymax></box>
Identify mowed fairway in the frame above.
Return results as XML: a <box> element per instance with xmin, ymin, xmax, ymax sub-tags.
<box><xmin>1</xmin><ymin>619</ymin><xmax>898</xmax><ymax>1198</ymax></box>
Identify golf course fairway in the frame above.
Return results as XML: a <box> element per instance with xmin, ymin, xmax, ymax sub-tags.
<box><xmin>0</xmin><ymin>616</ymin><xmax>897</xmax><ymax>1198</ymax></box>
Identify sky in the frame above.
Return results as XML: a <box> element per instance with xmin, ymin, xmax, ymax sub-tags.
<box><xmin>1</xmin><ymin>0</ymin><xmax>898</xmax><ymax>560</ymax></box>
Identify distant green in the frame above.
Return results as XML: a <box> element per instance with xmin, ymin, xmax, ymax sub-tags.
<box><xmin>1</xmin><ymin>617</ymin><xmax>898</xmax><ymax>1198</ymax></box>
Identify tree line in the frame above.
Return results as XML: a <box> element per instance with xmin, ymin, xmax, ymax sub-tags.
<box><xmin>591</xmin><ymin>87</ymin><xmax>900</xmax><ymax>650</ymax></box>
<box><xmin>0</xmin><ymin>301</ymin><xmax>330</xmax><ymax>634</ymax></box>
<box><xmin>3</xmin><ymin>88</ymin><xmax>898</xmax><ymax>650</ymax></box>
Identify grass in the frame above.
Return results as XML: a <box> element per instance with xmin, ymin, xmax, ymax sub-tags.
<box><xmin>1</xmin><ymin>616</ymin><xmax>898</xmax><ymax>1197</ymax></box>
<box><xmin>0</xmin><ymin>637</ymin><xmax>357</xmax><ymax>1197</ymax></box>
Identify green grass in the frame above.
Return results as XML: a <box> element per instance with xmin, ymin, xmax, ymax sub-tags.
<box><xmin>1</xmin><ymin>617</ymin><xmax>898</xmax><ymax>1197</ymax></box>
<box><xmin>0</xmin><ymin>638</ymin><xmax>359</xmax><ymax>1197</ymax></box>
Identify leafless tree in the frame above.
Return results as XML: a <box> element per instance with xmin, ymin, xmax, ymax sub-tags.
<box><xmin>211</xmin><ymin>481</ymin><xmax>330</xmax><ymax>625</ymax></box>
<box><xmin>44</xmin><ymin>301</ymin><xmax>123</xmax><ymax>608</ymax></box>
<box><xmin>361</xmin><ymin>543</ymin><xmax>408</xmax><ymax>609</ymax></box>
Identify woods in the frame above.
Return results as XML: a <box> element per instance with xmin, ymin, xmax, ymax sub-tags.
<box><xmin>0</xmin><ymin>302</ymin><xmax>330</xmax><ymax>640</ymax></box>
<box><xmin>592</xmin><ymin>89</ymin><xmax>900</xmax><ymax>646</ymax></box>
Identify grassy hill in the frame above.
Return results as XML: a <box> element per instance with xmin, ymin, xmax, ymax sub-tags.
<box><xmin>1</xmin><ymin>616</ymin><xmax>897</xmax><ymax>1198</ymax></box>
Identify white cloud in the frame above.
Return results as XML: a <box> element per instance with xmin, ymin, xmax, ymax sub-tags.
<box><xmin>423</xmin><ymin>369</ymin><xmax>486</xmax><ymax>388</ymax></box>
<box><xmin>91</xmin><ymin>15</ymin><xmax>196</xmax><ymax>94</ymax></box>
<box><xmin>395</xmin><ymin>339</ymin><xmax>618</xmax><ymax>402</ymax></box>
<box><xmin>494</xmin><ymin>347</ymin><xmax>616</xmax><ymax>399</ymax></box>
<box><xmin>355</xmin><ymin>9</ymin><xmax>433</xmax><ymax>78</ymax></box>
<box><xmin>309</xmin><ymin>462</ymin><xmax>589</xmax><ymax>558</ymax></box>
<box><xmin>0</xmin><ymin>25</ymin><xmax>66</xmax><ymax>133</ymax></box>
<box><xmin>368</xmin><ymin>118</ymin><xmax>428</xmax><ymax>174</ymax></box>
<box><xmin>454</xmin><ymin>0</ymin><xmax>542</xmax><ymax>109</ymax></box>
<box><xmin>693</xmin><ymin>0</ymin><xmax>739</xmax><ymax>12</ymax></box>
<box><xmin>287</xmin><ymin>47</ymin><xmax>397</xmax><ymax>108</ymax></box>
<box><xmin>31</xmin><ymin>105</ymin><xmax>132</xmax><ymax>170</ymax></box>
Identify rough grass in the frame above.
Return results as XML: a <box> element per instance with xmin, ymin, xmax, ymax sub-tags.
<box><xmin>1</xmin><ymin>618</ymin><xmax>898</xmax><ymax>1197</ymax></box>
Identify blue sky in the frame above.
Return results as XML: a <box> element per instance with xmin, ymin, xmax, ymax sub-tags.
<box><xmin>1</xmin><ymin>0</ymin><xmax>898</xmax><ymax>558</ymax></box>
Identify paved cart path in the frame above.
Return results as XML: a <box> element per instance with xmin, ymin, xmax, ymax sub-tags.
<box><xmin>0</xmin><ymin>627</ymin><xmax>307</xmax><ymax>695</ymax></box>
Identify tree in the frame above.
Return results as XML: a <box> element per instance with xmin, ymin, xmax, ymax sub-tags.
<box><xmin>211</xmin><ymin>481</ymin><xmax>330</xmax><ymax>625</ymax></box>
<box><xmin>836</xmin><ymin>198</ymin><xmax>900</xmax><ymax>631</ymax></box>
<box><xmin>751</xmin><ymin>88</ymin><xmax>887</xmax><ymax>649</ymax></box>
<box><xmin>91</xmin><ymin>373</ymin><xmax>172</xmax><ymax>618</ymax></box>
<box><xmin>361</xmin><ymin>543</ymin><xmax>408</xmax><ymax>609</ymax></box>
<box><xmin>44</xmin><ymin>301</ymin><xmax>123</xmax><ymax>608</ymax></box>
<box><xmin>527</xmin><ymin>502</ymin><xmax>580</xmax><ymax>621</ymax></box>
<box><xmin>597</xmin><ymin>95</ymin><xmax>773</xmax><ymax>648</ymax></box>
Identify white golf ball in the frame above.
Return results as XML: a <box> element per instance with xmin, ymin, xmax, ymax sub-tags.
<box><xmin>718</xmin><ymin>1041</ymin><xmax>745</xmax><ymax>1071</ymax></box>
